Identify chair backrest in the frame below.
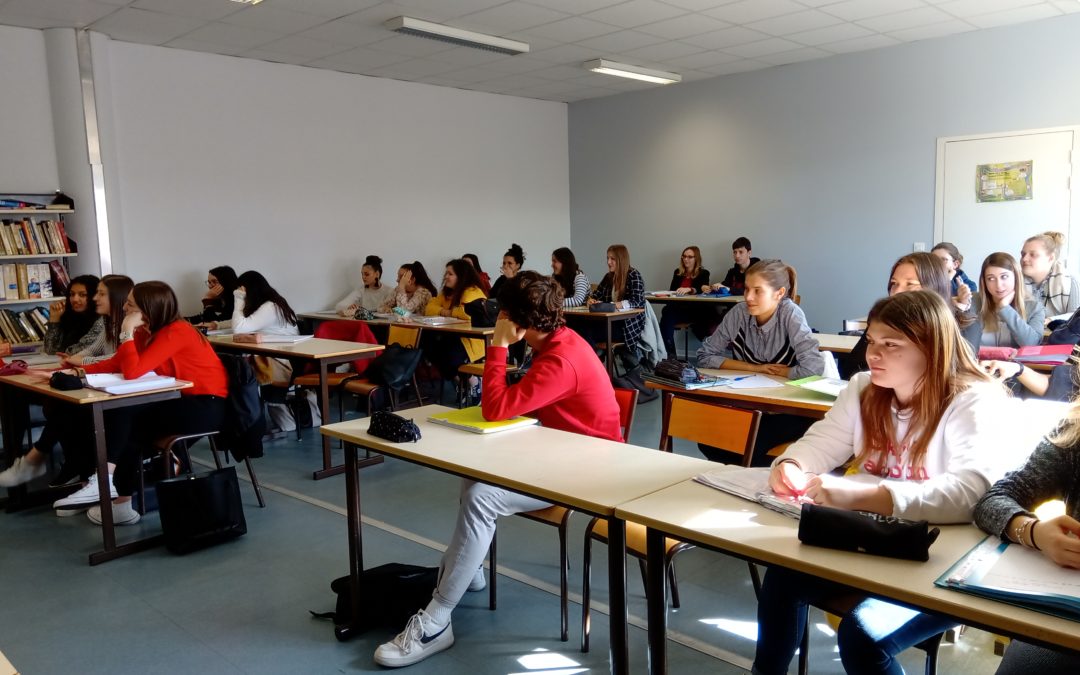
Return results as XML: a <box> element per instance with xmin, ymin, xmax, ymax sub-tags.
<box><xmin>314</xmin><ymin>320</ymin><xmax>379</xmax><ymax>374</ymax></box>
<box><xmin>612</xmin><ymin>387</ymin><xmax>638</xmax><ymax>444</ymax></box>
<box><xmin>659</xmin><ymin>393</ymin><xmax>761</xmax><ymax>466</ymax></box>
<box><xmin>387</xmin><ymin>324</ymin><xmax>422</xmax><ymax>349</ymax></box>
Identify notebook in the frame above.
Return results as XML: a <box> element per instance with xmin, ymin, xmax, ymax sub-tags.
<box><xmin>787</xmin><ymin>375</ymin><xmax>848</xmax><ymax>397</ymax></box>
<box><xmin>693</xmin><ymin>466</ymin><xmax>809</xmax><ymax>519</ymax></box>
<box><xmin>414</xmin><ymin>316</ymin><xmax>468</xmax><ymax>326</ymax></box>
<box><xmin>428</xmin><ymin>407</ymin><xmax>539</xmax><ymax>434</ymax></box>
<box><xmin>84</xmin><ymin>372</ymin><xmax>177</xmax><ymax>395</ymax></box>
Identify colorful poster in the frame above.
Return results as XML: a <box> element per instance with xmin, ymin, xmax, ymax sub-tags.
<box><xmin>976</xmin><ymin>160</ymin><xmax>1032</xmax><ymax>202</ymax></box>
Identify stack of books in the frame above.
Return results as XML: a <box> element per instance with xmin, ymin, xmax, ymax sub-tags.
<box><xmin>0</xmin><ymin>218</ymin><xmax>71</xmax><ymax>255</ymax></box>
<box><xmin>0</xmin><ymin>307</ymin><xmax>49</xmax><ymax>344</ymax></box>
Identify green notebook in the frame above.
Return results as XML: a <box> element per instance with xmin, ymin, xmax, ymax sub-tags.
<box><xmin>428</xmin><ymin>407</ymin><xmax>539</xmax><ymax>434</ymax></box>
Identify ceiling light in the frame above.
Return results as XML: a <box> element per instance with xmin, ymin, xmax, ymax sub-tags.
<box><xmin>584</xmin><ymin>59</ymin><xmax>681</xmax><ymax>85</ymax></box>
<box><xmin>385</xmin><ymin>16</ymin><xmax>529</xmax><ymax>55</ymax></box>
<box><xmin>229</xmin><ymin>0</ymin><xmax>264</xmax><ymax>5</ymax></box>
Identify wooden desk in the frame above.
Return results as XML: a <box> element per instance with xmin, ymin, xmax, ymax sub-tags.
<box><xmin>645</xmin><ymin>294</ymin><xmax>742</xmax><ymax>305</ymax></box>
<box><xmin>208</xmin><ymin>336</ymin><xmax>384</xmax><ymax>480</ymax></box>
<box><xmin>320</xmin><ymin>406</ymin><xmax>714</xmax><ymax>675</ymax></box>
<box><xmin>0</xmin><ymin>373</ymin><xmax>191</xmax><ymax>565</ymax></box>
<box><xmin>814</xmin><ymin>333</ymin><xmax>860</xmax><ymax>354</ymax></box>
<box><xmin>615</xmin><ymin>480</ymin><xmax>1080</xmax><ymax>674</ymax></box>
<box><xmin>562</xmin><ymin>307</ymin><xmax>646</xmax><ymax>376</ymax></box>
<box><xmin>646</xmin><ymin>368</ymin><xmax>835</xmax><ymax>419</ymax></box>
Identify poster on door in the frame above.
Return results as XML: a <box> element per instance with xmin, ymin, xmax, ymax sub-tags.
<box><xmin>976</xmin><ymin>160</ymin><xmax>1033</xmax><ymax>202</ymax></box>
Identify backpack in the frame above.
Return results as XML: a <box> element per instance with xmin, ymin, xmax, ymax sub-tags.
<box><xmin>311</xmin><ymin>563</ymin><xmax>439</xmax><ymax>641</ymax></box>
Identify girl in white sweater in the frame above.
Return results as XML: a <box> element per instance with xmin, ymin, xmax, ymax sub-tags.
<box><xmin>754</xmin><ymin>290</ymin><xmax>1011</xmax><ymax>675</ymax></box>
<box><xmin>208</xmin><ymin>270</ymin><xmax>298</xmax><ymax>336</ymax></box>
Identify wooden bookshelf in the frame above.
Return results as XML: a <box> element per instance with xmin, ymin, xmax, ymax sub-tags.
<box><xmin>0</xmin><ymin>208</ymin><xmax>73</xmax><ymax>215</ymax></box>
<box><xmin>0</xmin><ymin>253</ymin><xmax>77</xmax><ymax>260</ymax></box>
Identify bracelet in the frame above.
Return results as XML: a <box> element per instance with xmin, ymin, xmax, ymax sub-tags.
<box><xmin>1030</xmin><ymin>519</ymin><xmax>1042</xmax><ymax>550</ymax></box>
<box><xmin>1012</xmin><ymin>516</ymin><xmax>1038</xmax><ymax>548</ymax></box>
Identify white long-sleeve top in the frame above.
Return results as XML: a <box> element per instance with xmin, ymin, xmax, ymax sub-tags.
<box><xmin>772</xmin><ymin>372</ymin><xmax>1013</xmax><ymax>523</ymax></box>
<box><xmin>217</xmin><ymin>290</ymin><xmax>298</xmax><ymax>335</ymax></box>
<box><xmin>334</xmin><ymin>285</ymin><xmax>395</xmax><ymax>313</ymax></box>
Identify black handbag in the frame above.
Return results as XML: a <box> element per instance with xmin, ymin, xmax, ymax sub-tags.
<box><xmin>589</xmin><ymin>302</ymin><xmax>617</xmax><ymax>312</ymax></box>
<box><xmin>364</xmin><ymin>343</ymin><xmax>423</xmax><ymax>391</ymax></box>
<box><xmin>463</xmin><ymin>298</ymin><xmax>500</xmax><ymax>328</ymax></box>
<box><xmin>156</xmin><ymin>466</ymin><xmax>247</xmax><ymax>554</ymax></box>
<box><xmin>798</xmin><ymin>504</ymin><xmax>940</xmax><ymax>562</ymax></box>
<box><xmin>653</xmin><ymin>358</ymin><xmax>700</xmax><ymax>384</ymax></box>
<box><xmin>367</xmin><ymin>410</ymin><xmax>421</xmax><ymax>443</ymax></box>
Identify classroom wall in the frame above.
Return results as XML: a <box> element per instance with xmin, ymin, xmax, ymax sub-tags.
<box><xmin>100</xmin><ymin>40</ymin><xmax>569</xmax><ymax>314</ymax></box>
<box><xmin>568</xmin><ymin>13</ymin><xmax>1080</xmax><ymax>332</ymax></box>
<box><xmin>0</xmin><ymin>25</ymin><xmax>59</xmax><ymax>192</ymax></box>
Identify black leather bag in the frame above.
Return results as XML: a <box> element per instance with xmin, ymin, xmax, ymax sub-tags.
<box><xmin>463</xmin><ymin>298</ymin><xmax>500</xmax><ymax>328</ymax></box>
<box><xmin>367</xmin><ymin>410</ymin><xmax>421</xmax><ymax>443</ymax></box>
<box><xmin>798</xmin><ymin>504</ymin><xmax>940</xmax><ymax>562</ymax></box>
<box><xmin>653</xmin><ymin>358</ymin><xmax>700</xmax><ymax>383</ymax></box>
<box><xmin>310</xmin><ymin>563</ymin><xmax>439</xmax><ymax>641</ymax></box>
<box><xmin>156</xmin><ymin>466</ymin><xmax>247</xmax><ymax>555</ymax></box>
<box><xmin>365</xmin><ymin>343</ymin><xmax>423</xmax><ymax>391</ymax></box>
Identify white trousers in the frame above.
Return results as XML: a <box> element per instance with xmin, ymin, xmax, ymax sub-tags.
<box><xmin>432</xmin><ymin>479</ymin><xmax>550</xmax><ymax>610</ymax></box>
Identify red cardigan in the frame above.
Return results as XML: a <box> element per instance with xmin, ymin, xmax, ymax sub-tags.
<box><xmin>482</xmin><ymin>326</ymin><xmax>621</xmax><ymax>442</ymax></box>
<box><xmin>84</xmin><ymin>321</ymin><xmax>228</xmax><ymax>398</ymax></box>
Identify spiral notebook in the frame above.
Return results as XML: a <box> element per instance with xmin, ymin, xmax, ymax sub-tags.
<box><xmin>428</xmin><ymin>406</ymin><xmax>538</xmax><ymax>434</ymax></box>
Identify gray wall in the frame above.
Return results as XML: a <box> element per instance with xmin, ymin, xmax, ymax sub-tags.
<box><xmin>568</xmin><ymin>13</ymin><xmax>1080</xmax><ymax>332</ymax></box>
<box><xmin>0</xmin><ymin>25</ymin><xmax>58</xmax><ymax>191</ymax></box>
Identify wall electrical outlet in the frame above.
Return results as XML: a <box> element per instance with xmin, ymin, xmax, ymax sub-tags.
<box><xmin>913</xmin><ymin>242</ymin><xmax>926</xmax><ymax>252</ymax></box>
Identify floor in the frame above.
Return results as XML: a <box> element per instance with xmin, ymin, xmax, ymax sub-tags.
<box><xmin>0</xmin><ymin>359</ymin><xmax>1007</xmax><ymax>674</ymax></box>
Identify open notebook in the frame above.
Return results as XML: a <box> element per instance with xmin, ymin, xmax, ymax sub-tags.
<box><xmin>428</xmin><ymin>407</ymin><xmax>538</xmax><ymax>434</ymax></box>
<box><xmin>694</xmin><ymin>466</ymin><xmax>808</xmax><ymax>519</ymax></box>
<box><xmin>84</xmin><ymin>372</ymin><xmax>177</xmax><ymax>395</ymax></box>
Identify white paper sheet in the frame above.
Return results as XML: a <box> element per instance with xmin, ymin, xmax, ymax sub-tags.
<box><xmin>726</xmin><ymin>374</ymin><xmax>785</xmax><ymax>389</ymax></box>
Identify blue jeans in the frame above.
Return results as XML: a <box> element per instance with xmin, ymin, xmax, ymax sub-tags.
<box><xmin>753</xmin><ymin>567</ymin><xmax>953</xmax><ymax>675</ymax></box>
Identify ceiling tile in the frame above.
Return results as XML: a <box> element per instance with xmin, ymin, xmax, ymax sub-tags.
<box><xmin>664</xmin><ymin>49</ymin><xmax>742</xmax><ymax>69</ymax></box>
<box><xmin>582</xmin><ymin>0</ymin><xmax>687</xmax><ymax>29</ymax></box>
<box><xmin>700</xmin><ymin>59</ymin><xmax>770</xmax><ymax>75</ymax></box>
<box><xmin>131</xmin><ymin>0</ymin><xmax>243</xmax><ymax>22</ymax></box>
<box><xmin>339</xmin><ymin>2</ymin><xmax>461</xmax><ymax>25</ymax></box>
<box><xmin>392</xmin><ymin>0</ymin><xmax>510</xmax><ymax>20</ymax></box>
<box><xmin>241</xmin><ymin>49</ymin><xmax>312</xmax><ymax>66</ymax></box>
<box><xmin>524</xmin><ymin>0</ymin><xmax>626</xmax><ymax>12</ymax></box>
<box><xmin>221</xmin><ymin>6</ymin><xmax>328</xmax><ymax>33</ymax></box>
<box><xmin>722</xmin><ymin>36</ymin><xmax>803</xmax><ymax>57</ymax></box>
<box><xmin>479</xmin><ymin>55</ymin><xmax>553</xmax><ymax>73</ymax></box>
<box><xmin>662</xmin><ymin>0</ymin><xmax>744</xmax><ymax>10</ymax></box>
<box><xmin>178</xmin><ymin>21</ymin><xmax>284</xmax><ymax>49</ymax></box>
<box><xmin>88</xmin><ymin>8</ymin><xmax>206</xmax><ymax>45</ymax></box>
<box><xmin>260</xmin><ymin>0</ymin><xmax>383</xmax><ymax>19</ymax></box>
<box><xmin>249</xmin><ymin>34</ymin><xmax>345</xmax><ymax>59</ymax></box>
<box><xmin>966</xmin><ymin>3</ymin><xmax>1062</xmax><ymax>28</ymax></box>
<box><xmin>786</xmin><ymin>21</ymin><xmax>874</xmax><ymax>46</ymax></box>
<box><xmin>618</xmin><ymin>39</ymin><xmax>705</xmax><ymax>62</ymax></box>
<box><xmin>4</xmin><ymin>0</ymin><xmax>119</xmax><ymax>26</ymax></box>
<box><xmin>887</xmin><ymin>18</ymin><xmax>976</xmax><ymax>42</ymax></box>
<box><xmin>746</xmin><ymin>9</ymin><xmax>843</xmax><ymax>36</ymax></box>
<box><xmin>577</xmin><ymin>29</ymin><xmax>665</xmax><ymax>52</ymax></box>
<box><xmin>703</xmin><ymin>0</ymin><xmax>806</xmax><ymax>24</ymax></box>
<box><xmin>819</xmin><ymin>0</ymin><xmax>925</xmax><ymax>22</ymax></box>
<box><xmin>530</xmin><ymin>64</ymin><xmax>597</xmax><ymax>80</ymax></box>
<box><xmin>365</xmin><ymin>33</ymin><xmax>456</xmax><ymax>57</ymax></box>
<box><xmin>164</xmin><ymin>38</ymin><xmax>249</xmax><ymax>57</ymax></box>
<box><xmin>682</xmin><ymin>26</ymin><xmax>772</xmax><ymax>49</ymax></box>
<box><xmin>431</xmin><ymin>65</ymin><xmax>508</xmax><ymax>83</ymax></box>
<box><xmin>635</xmin><ymin>13</ymin><xmax>731</xmax><ymax>39</ymax></box>
<box><xmin>295</xmin><ymin>17</ymin><xmax>391</xmax><ymax>47</ymax></box>
<box><xmin>755</xmin><ymin>45</ymin><xmax>832</xmax><ymax>64</ymax></box>
<box><xmin>0</xmin><ymin>11</ymin><xmax>74</xmax><ymax>29</ymax></box>
<box><xmin>936</xmin><ymin>0</ymin><xmax>1044</xmax><ymax>19</ymax></box>
<box><xmin>474</xmin><ymin>73</ymin><xmax>553</xmax><ymax>89</ymax></box>
<box><xmin>309</xmin><ymin>45</ymin><xmax>411</xmax><ymax>69</ymax></box>
<box><xmin>522</xmin><ymin>15</ymin><xmax>622</xmax><ymax>42</ymax></box>
<box><xmin>426</xmin><ymin>46</ymin><xmax>508</xmax><ymax>66</ymax></box>
<box><xmin>528</xmin><ymin>43</ymin><xmax>608</xmax><ymax>64</ymax></box>
<box><xmin>822</xmin><ymin>33</ymin><xmax>901</xmax><ymax>52</ymax></box>
<box><xmin>455</xmin><ymin>2</ymin><xmax>569</xmax><ymax>34</ymax></box>
<box><xmin>367</xmin><ymin>56</ymin><xmax>460</xmax><ymax>77</ymax></box>
<box><xmin>857</xmin><ymin>7</ymin><xmax>954</xmax><ymax>32</ymax></box>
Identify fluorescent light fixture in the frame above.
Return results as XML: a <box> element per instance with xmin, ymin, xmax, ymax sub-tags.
<box><xmin>385</xmin><ymin>16</ymin><xmax>529</xmax><ymax>55</ymax></box>
<box><xmin>229</xmin><ymin>0</ymin><xmax>264</xmax><ymax>5</ymax></box>
<box><xmin>584</xmin><ymin>59</ymin><xmax>681</xmax><ymax>85</ymax></box>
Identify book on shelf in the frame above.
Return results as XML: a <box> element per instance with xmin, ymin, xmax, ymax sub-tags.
<box><xmin>693</xmin><ymin>466</ymin><xmax>809</xmax><ymax>519</ymax></box>
<box><xmin>49</xmin><ymin>260</ymin><xmax>70</xmax><ymax>295</ymax></box>
<box><xmin>427</xmin><ymin>407</ymin><xmax>539</xmax><ymax>434</ymax></box>
<box><xmin>936</xmin><ymin>535</ymin><xmax>1080</xmax><ymax>622</ymax></box>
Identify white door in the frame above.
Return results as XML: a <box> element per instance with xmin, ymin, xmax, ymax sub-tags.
<box><xmin>934</xmin><ymin>128</ymin><xmax>1077</xmax><ymax>276</ymax></box>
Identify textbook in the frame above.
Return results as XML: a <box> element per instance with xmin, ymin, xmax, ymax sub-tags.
<box><xmin>232</xmin><ymin>333</ymin><xmax>313</xmax><ymax>344</ymax></box>
<box><xmin>85</xmin><ymin>372</ymin><xmax>177</xmax><ymax>395</ymax></box>
<box><xmin>936</xmin><ymin>536</ymin><xmax>1080</xmax><ymax>622</ymax></box>
<box><xmin>642</xmin><ymin>372</ymin><xmax>728</xmax><ymax>390</ymax></box>
<box><xmin>787</xmin><ymin>375</ymin><xmax>848</xmax><ymax>397</ymax></box>
<box><xmin>693</xmin><ymin>466</ymin><xmax>808</xmax><ymax>519</ymax></box>
<box><xmin>428</xmin><ymin>406</ymin><xmax>539</xmax><ymax>434</ymax></box>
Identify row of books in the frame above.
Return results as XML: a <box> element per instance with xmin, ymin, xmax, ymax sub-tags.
<box><xmin>0</xmin><ymin>306</ymin><xmax>49</xmax><ymax>344</ymax></box>
<box><xmin>0</xmin><ymin>263</ymin><xmax>56</xmax><ymax>301</ymax></box>
<box><xmin>0</xmin><ymin>218</ymin><xmax>72</xmax><ymax>256</ymax></box>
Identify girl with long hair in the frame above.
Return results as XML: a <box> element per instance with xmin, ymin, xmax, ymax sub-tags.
<box><xmin>207</xmin><ymin>270</ymin><xmax>298</xmax><ymax>335</ymax></box>
<box><xmin>1021</xmin><ymin>231</ymin><xmax>1080</xmax><ymax>316</ymax></box>
<box><xmin>425</xmin><ymin>259</ymin><xmax>487</xmax><ymax>379</ymax></box>
<box><xmin>64</xmin><ymin>274</ymin><xmax>134</xmax><ymax>366</ymax></box>
<box><xmin>379</xmin><ymin>261</ymin><xmax>438</xmax><ymax>315</ymax></box>
<box><xmin>189</xmin><ymin>265</ymin><xmax>237</xmax><ymax>324</ymax></box>
<box><xmin>551</xmin><ymin>247</ymin><xmax>589</xmax><ymax>307</ymax></box>
<box><xmin>754</xmin><ymin>290</ymin><xmax>1010</xmax><ymax>675</ymax></box>
<box><xmin>43</xmin><ymin>274</ymin><xmax>100</xmax><ymax>356</ymax></box>
<box><xmin>970</xmin><ymin>252</ymin><xmax>1044</xmax><ymax>348</ymax></box>
<box><xmin>335</xmin><ymin>255</ymin><xmax>395</xmax><ymax>316</ymax></box>
<box><xmin>462</xmin><ymin>253</ymin><xmax>491</xmax><ymax>295</ymax></box>
<box><xmin>587</xmin><ymin>244</ymin><xmax>647</xmax><ymax>353</ymax></box>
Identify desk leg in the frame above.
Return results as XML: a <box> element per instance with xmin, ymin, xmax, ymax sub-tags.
<box><xmin>336</xmin><ymin>440</ymin><xmax>365</xmax><ymax>641</ymax></box>
<box><xmin>313</xmin><ymin>358</ymin><xmax>384</xmax><ymax>481</ymax></box>
<box><xmin>607</xmin><ymin>516</ymin><xmax>629</xmax><ymax>675</ymax></box>
<box><xmin>606</xmin><ymin>318</ymin><xmax>615</xmax><ymax>377</ymax></box>
<box><xmin>646</xmin><ymin>528</ymin><xmax>668</xmax><ymax>675</ymax></box>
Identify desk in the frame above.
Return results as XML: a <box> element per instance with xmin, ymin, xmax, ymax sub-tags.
<box><xmin>563</xmin><ymin>307</ymin><xmax>645</xmax><ymax>376</ymax></box>
<box><xmin>644</xmin><ymin>294</ymin><xmax>742</xmax><ymax>306</ymax></box>
<box><xmin>299</xmin><ymin>310</ymin><xmax>496</xmax><ymax>347</ymax></box>
<box><xmin>615</xmin><ymin>480</ymin><xmax>1080</xmax><ymax>674</ymax></box>
<box><xmin>814</xmin><ymin>333</ymin><xmax>860</xmax><ymax>354</ymax></box>
<box><xmin>320</xmin><ymin>406</ymin><xmax>714</xmax><ymax>675</ymax></box>
<box><xmin>646</xmin><ymin>369</ymin><xmax>835</xmax><ymax>419</ymax></box>
<box><xmin>208</xmin><ymin>336</ymin><xmax>383</xmax><ymax>480</ymax></box>
<box><xmin>0</xmin><ymin>373</ymin><xmax>191</xmax><ymax>565</ymax></box>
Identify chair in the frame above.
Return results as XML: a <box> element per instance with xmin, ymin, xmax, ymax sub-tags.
<box><xmin>580</xmin><ymin>393</ymin><xmax>761</xmax><ymax>652</ymax></box>
<box><xmin>455</xmin><ymin>361</ymin><xmax>520</xmax><ymax>408</ymax></box>
<box><xmin>486</xmin><ymin>387</ymin><xmax>638</xmax><ymax>642</ymax></box>
<box><xmin>340</xmin><ymin>324</ymin><xmax>425</xmax><ymax>413</ymax></box>
<box><xmin>672</xmin><ymin>321</ymin><xmax>693</xmax><ymax>360</ymax></box>
<box><xmin>291</xmin><ymin>321</ymin><xmax>380</xmax><ymax>438</ymax></box>
<box><xmin>142</xmin><ymin>431</ymin><xmax>266</xmax><ymax>509</ymax></box>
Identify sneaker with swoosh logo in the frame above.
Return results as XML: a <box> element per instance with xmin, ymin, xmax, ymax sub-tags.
<box><xmin>374</xmin><ymin>609</ymin><xmax>454</xmax><ymax>668</ymax></box>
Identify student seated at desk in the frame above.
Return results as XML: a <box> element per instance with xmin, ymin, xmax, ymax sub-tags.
<box><xmin>969</xmin><ymin>252</ymin><xmax>1045</xmax><ymax>349</ymax></box>
<box><xmin>377</xmin><ymin>261</ymin><xmax>437</xmax><ymax>315</ymax></box>
<box><xmin>703</xmin><ymin>236</ymin><xmax>760</xmax><ymax>296</ymax></box>
<box><xmin>551</xmin><ymin>246</ymin><xmax>589</xmax><ymax>307</ymax></box>
<box><xmin>931</xmin><ymin>242</ymin><xmax>977</xmax><ymax>306</ymax></box>
<box><xmin>489</xmin><ymin>243</ymin><xmax>525</xmax><ymax>299</ymax></box>
<box><xmin>205</xmin><ymin>270</ymin><xmax>298</xmax><ymax>336</ymax></box>
<box><xmin>461</xmin><ymin>253</ymin><xmax>491</xmax><ymax>295</ymax></box>
<box><xmin>64</xmin><ymin>274</ymin><xmax>134</xmax><ymax>366</ymax></box>
<box><xmin>754</xmin><ymin>290</ymin><xmax>1010</xmax><ymax>675</ymax></box>
<box><xmin>375</xmin><ymin>272</ymin><xmax>621</xmax><ymax>668</ymax></box>
<box><xmin>973</xmin><ymin>401</ymin><xmax>1080</xmax><ymax>674</ymax></box>
<box><xmin>424</xmin><ymin>259</ymin><xmax>487</xmax><ymax>381</ymax></box>
<box><xmin>586</xmin><ymin>244</ymin><xmax>647</xmax><ymax>356</ymax></box>
<box><xmin>981</xmin><ymin>345</ymin><xmax>1080</xmax><ymax>402</ymax></box>
<box><xmin>186</xmin><ymin>265</ymin><xmax>236</xmax><ymax>324</ymax></box>
<box><xmin>659</xmin><ymin>245</ymin><xmax>710</xmax><ymax>356</ymax></box>
<box><xmin>1021</xmin><ymin>231</ymin><xmax>1080</xmax><ymax>317</ymax></box>
<box><xmin>334</xmin><ymin>255</ymin><xmax>395</xmax><ymax>317</ymax></box>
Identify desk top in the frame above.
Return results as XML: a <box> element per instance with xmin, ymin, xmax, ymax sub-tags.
<box><xmin>615</xmin><ymin>479</ymin><xmax>1080</xmax><ymax>651</ymax></box>
<box><xmin>0</xmin><ymin>372</ymin><xmax>192</xmax><ymax>404</ymax></box>
<box><xmin>563</xmin><ymin>307</ymin><xmax>645</xmax><ymax>319</ymax></box>
<box><xmin>647</xmin><ymin>368</ymin><xmax>836</xmax><ymax>415</ymax></box>
<box><xmin>298</xmin><ymin>311</ymin><xmax>494</xmax><ymax>337</ymax></box>
<box><xmin>208</xmin><ymin>335</ymin><xmax>383</xmax><ymax>359</ymax></box>
<box><xmin>814</xmin><ymin>333</ymin><xmax>860</xmax><ymax>353</ymax></box>
<box><xmin>321</xmin><ymin>404</ymin><xmax>715</xmax><ymax>516</ymax></box>
<box><xmin>645</xmin><ymin>293</ymin><xmax>742</xmax><ymax>304</ymax></box>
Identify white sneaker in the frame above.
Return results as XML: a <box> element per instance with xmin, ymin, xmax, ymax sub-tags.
<box><xmin>467</xmin><ymin>566</ymin><xmax>486</xmax><ymax>592</ymax></box>
<box><xmin>373</xmin><ymin>610</ymin><xmax>454</xmax><ymax>668</ymax></box>
<box><xmin>0</xmin><ymin>456</ymin><xmax>47</xmax><ymax>487</ymax></box>
<box><xmin>52</xmin><ymin>475</ymin><xmax>118</xmax><ymax>509</ymax></box>
<box><xmin>87</xmin><ymin>501</ymin><xmax>141</xmax><ymax>526</ymax></box>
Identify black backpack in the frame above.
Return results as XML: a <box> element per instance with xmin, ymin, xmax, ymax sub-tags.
<box><xmin>311</xmin><ymin>563</ymin><xmax>439</xmax><ymax>641</ymax></box>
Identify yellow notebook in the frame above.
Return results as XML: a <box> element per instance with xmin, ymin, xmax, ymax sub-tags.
<box><xmin>427</xmin><ymin>407</ymin><xmax>538</xmax><ymax>434</ymax></box>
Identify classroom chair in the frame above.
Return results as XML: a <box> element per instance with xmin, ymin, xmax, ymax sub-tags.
<box><xmin>673</xmin><ymin>320</ymin><xmax>693</xmax><ymax>360</ymax></box>
<box><xmin>580</xmin><ymin>393</ymin><xmax>762</xmax><ymax>652</ymax></box>
<box><xmin>141</xmin><ymin>431</ymin><xmax>265</xmax><ymax>509</ymax></box>
<box><xmin>455</xmin><ymin>361</ymin><xmax>520</xmax><ymax>408</ymax></box>
<box><xmin>291</xmin><ymin>321</ymin><xmax>380</xmax><ymax>438</ymax></box>
<box><xmin>486</xmin><ymin>387</ymin><xmax>638</xmax><ymax>642</ymax></box>
<box><xmin>339</xmin><ymin>324</ymin><xmax>425</xmax><ymax>414</ymax></box>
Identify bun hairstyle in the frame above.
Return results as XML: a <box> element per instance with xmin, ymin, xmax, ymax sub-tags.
<box><xmin>505</xmin><ymin>243</ymin><xmax>525</xmax><ymax>267</ymax></box>
<box><xmin>1025</xmin><ymin>231</ymin><xmax>1067</xmax><ymax>260</ymax></box>
<box><xmin>363</xmin><ymin>255</ymin><xmax>383</xmax><ymax>278</ymax></box>
<box><xmin>745</xmin><ymin>259</ymin><xmax>797</xmax><ymax>299</ymax></box>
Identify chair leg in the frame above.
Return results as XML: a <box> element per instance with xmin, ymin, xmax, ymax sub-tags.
<box><xmin>245</xmin><ymin>458</ymin><xmax>266</xmax><ymax>508</ymax></box>
<box><xmin>797</xmin><ymin>605</ymin><xmax>810</xmax><ymax>675</ymax></box>
<box><xmin>581</xmin><ymin>524</ymin><xmax>594</xmax><ymax>653</ymax></box>
<box><xmin>559</xmin><ymin>521</ymin><xmax>569</xmax><ymax>642</ymax></box>
<box><xmin>488</xmin><ymin>527</ymin><xmax>497</xmax><ymax>611</ymax></box>
<box><xmin>667</xmin><ymin>557</ymin><xmax>681</xmax><ymax>609</ymax></box>
<box><xmin>638</xmin><ymin>558</ymin><xmax>649</xmax><ymax>598</ymax></box>
<box><xmin>412</xmin><ymin>376</ymin><xmax>423</xmax><ymax>408</ymax></box>
<box><xmin>748</xmin><ymin>562</ymin><xmax>763</xmax><ymax>600</ymax></box>
<box><xmin>682</xmin><ymin>327</ymin><xmax>689</xmax><ymax>360</ymax></box>
<box><xmin>209</xmin><ymin>437</ymin><xmax>224</xmax><ymax>470</ymax></box>
<box><xmin>922</xmin><ymin>633</ymin><xmax>944</xmax><ymax>675</ymax></box>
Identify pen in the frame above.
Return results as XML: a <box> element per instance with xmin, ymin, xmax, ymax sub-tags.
<box><xmin>730</xmin><ymin>375</ymin><xmax>753</xmax><ymax>382</ymax></box>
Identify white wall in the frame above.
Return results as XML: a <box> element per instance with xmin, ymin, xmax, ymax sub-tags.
<box><xmin>0</xmin><ymin>25</ymin><xmax>59</xmax><ymax>191</ymax></box>
<box><xmin>568</xmin><ymin>14</ymin><xmax>1080</xmax><ymax>332</ymax></box>
<box><xmin>101</xmin><ymin>41</ymin><xmax>569</xmax><ymax>314</ymax></box>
